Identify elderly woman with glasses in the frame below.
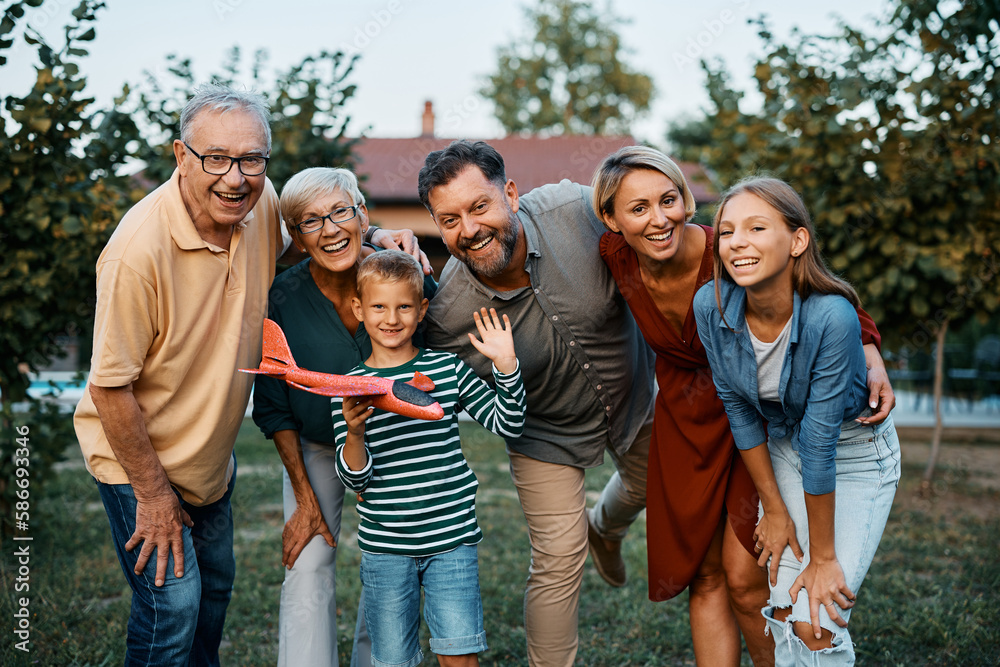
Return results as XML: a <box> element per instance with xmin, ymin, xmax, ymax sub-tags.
<box><xmin>251</xmin><ymin>167</ymin><xmax>435</xmax><ymax>667</ymax></box>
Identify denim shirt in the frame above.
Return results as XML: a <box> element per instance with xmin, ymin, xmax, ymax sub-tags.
<box><xmin>693</xmin><ymin>280</ymin><xmax>869</xmax><ymax>495</ymax></box>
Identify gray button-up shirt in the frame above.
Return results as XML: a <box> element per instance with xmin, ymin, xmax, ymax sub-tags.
<box><xmin>425</xmin><ymin>180</ymin><xmax>655</xmax><ymax>468</ymax></box>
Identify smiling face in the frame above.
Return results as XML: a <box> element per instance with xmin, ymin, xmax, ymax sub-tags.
<box><xmin>292</xmin><ymin>189</ymin><xmax>368</xmax><ymax>275</ymax></box>
<box><xmin>426</xmin><ymin>165</ymin><xmax>522</xmax><ymax>279</ymax></box>
<box><xmin>716</xmin><ymin>192</ymin><xmax>809</xmax><ymax>293</ymax></box>
<box><xmin>604</xmin><ymin>168</ymin><xmax>690</xmax><ymax>263</ymax></box>
<box><xmin>352</xmin><ymin>279</ymin><xmax>428</xmax><ymax>356</ymax></box>
<box><xmin>174</xmin><ymin>107</ymin><xmax>269</xmax><ymax>239</ymax></box>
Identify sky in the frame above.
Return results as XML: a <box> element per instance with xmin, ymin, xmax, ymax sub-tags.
<box><xmin>0</xmin><ymin>0</ymin><xmax>893</xmax><ymax>145</ymax></box>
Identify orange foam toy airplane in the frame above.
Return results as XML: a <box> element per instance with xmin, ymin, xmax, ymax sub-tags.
<box><xmin>241</xmin><ymin>318</ymin><xmax>444</xmax><ymax>421</ymax></box>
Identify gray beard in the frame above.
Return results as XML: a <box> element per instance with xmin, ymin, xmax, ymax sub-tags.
<box><xmin>461</xmin><ymin>213</ymin><xmax>519</xmax><ymax>279</ymax></box>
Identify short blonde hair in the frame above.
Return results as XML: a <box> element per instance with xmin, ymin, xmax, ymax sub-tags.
<box><xmin>356</xmin><ymin>250</ymin><xmax>424</xmax><ymax>301</ymax></box>
<box><xmin>280</xmin><ymin>167</ymin><xmax>365</xmax><ymax>233</ymax></box>
<box><xmin>591</xmin><ymin>146</ymin><xmax>696</xmax><ymax>230</ymax></box>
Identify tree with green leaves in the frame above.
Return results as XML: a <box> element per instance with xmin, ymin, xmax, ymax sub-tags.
<box><xmin>665</xmin><ymin>114</ymin><xmax>714</xmax><ymax>167</ymax></box>
<box><xmin>134</xmin><ymin>46</ymin><xmax>362</xmax><ymax>191</ymax></box>
<box><xmin>683</xmin><ymin>0</ymin><xmax>1000</xmax><ymax>487</ymax></box>
<box><xmin>481</xmin><ymin>0</ymin><xmax>654</xmax><ymax>136</ymax></box>
<box><xmin>0</xmin><ymin>0</ymin><xmax>146</xmax><ymax>531</ymax></box>
<box><xmin>0</xmin><ymin>1</ymin><xmax>366</xmax><ymax>532</ymax></box>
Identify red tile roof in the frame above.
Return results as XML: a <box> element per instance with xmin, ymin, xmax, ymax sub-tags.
<box><xmin>353</xmin><ymin>136</ymin><xmax>716</xmax><ymax>204</ymax></box>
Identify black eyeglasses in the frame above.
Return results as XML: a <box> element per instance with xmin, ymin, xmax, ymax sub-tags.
<box><xmin>183</xmin><ymin>143</ymin><xmax>270</xmax><ymax>176</ymax></box>
<box><xmin>295</xmin><ymin>206</ymin><xmax>361</xmax><ymax>234</ymax></box>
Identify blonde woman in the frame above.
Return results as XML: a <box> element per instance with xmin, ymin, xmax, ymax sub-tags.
<box><xmin>593</xmin><ymin>149</ymin><xmax>892</xmax><ymax>666</ymax></box>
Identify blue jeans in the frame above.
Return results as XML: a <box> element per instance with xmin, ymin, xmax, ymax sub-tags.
<box><xmin>763</xmin><ymin>415</ymin><xmax>901</xmax><ymax>666</ymax></box>
<box><xmin>360</xmin><ymin>544</ymin><xmax>487</xmax><ymax>667</ymax></box>
<box><xmin>97</xmin><ymin>463</ymin><xmax>237</xmax><ymax>667</ymax></box>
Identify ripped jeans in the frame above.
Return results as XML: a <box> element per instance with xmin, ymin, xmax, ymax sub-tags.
<box><xmin>763</xmin><ymin>414</ymin><xmax>901</xmax><ymax>666</ymax></box>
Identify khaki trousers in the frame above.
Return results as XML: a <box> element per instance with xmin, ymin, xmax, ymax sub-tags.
<box><xmin>507</xmin><ymin>417</ymin><xmax>652</xmax><ymax>667</ymax></box>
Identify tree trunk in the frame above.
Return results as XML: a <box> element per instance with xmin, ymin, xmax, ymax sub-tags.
<box><xmin>921</xmin><ymin>317</ymin><xmax>949</xmax><ymax>496</ymax></box>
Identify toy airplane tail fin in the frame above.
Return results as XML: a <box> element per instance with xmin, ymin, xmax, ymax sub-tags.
<box><xmin>259</xmin><ymin>318</ymin><xmax>298</xmax><ymax>374</ymax></box>
<box><xmin>406</xmin><ymin>372</ymin><xmax>436</xmax><ymax>392</ymax></box>
<box><xmin>239</xmin><ymin>318</ymin><xmax>298</xmax><ymax>377</ymax></box>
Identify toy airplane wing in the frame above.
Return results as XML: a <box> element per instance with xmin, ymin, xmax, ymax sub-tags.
<box><xmin>239</xmin><ymin>368</ymin><xmax>285</xmax><ymax>376</ymax></box>
<box><xmin>289</xmin><ymin>376</ymin><xmax>391</xmax><ymax>398</ymax></box>
<box><xmin>241</xmin><ymin>318</ymin><xmax>444</xmax><ymax>420</ymax></box>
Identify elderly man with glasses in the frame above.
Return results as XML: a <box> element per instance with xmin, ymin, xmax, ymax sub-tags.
<box><xmin>74</xmin><ymin>84</ymin><xmax>423</xmax><ymax>666</ymax></box>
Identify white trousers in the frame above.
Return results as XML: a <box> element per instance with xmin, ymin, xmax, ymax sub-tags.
<box><xmin>278</xmin><ymin>439</ymin><xmax>371</xmax><ymax>667</ymax></box>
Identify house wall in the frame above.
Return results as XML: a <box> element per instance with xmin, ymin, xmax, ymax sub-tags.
<box><xmin>366</xmin><ymin>202</ymin><xmax>451</xmax><ymax>275</ymax></box>
<box><xmin>366</xmin><ymin>203</ymin><xmax>437</xmax><ymax>236</ymax></box>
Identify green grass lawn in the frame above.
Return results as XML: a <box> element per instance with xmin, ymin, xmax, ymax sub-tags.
<box><xmin>2</xmin><ymin>420</ymin><xmax>998</xmax><ymax>666</ymax></box>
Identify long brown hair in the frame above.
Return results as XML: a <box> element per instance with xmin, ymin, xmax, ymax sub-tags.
<box><xmin>712</xmin><ymin>177</ymin><xmax>860</xmax><ymax>320</ymax></box>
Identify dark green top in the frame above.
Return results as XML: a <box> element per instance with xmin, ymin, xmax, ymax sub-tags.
<box><xmin>252</xmin><ymin>257</ymin><xmax>436</xmax><ymax>444</ymax></box>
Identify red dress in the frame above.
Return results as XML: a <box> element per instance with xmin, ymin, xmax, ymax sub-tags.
<box><xmin>600</xmin><ymin>227</ymin><xmax>758</xmax><ymax>602</ymax></box>
<box><xmin>601</xmin><ymin>226</ymin><xmax>884</xmax><ymax>602</ymax></box>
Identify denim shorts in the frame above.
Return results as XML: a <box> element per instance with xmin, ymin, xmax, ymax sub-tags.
<box><xmin>360</xmin><ymin>543</ymin><xmax>487</xmax><ymax>667</ymax></box>
<box><xmin>762</xmin><ymin>414</ymin><xmax>901</xmax><ymax>665</ymax></box>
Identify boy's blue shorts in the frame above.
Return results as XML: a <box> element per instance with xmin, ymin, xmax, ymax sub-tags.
<box><xmin>361</xmin><ymin>543</ymin><xmax>487</xmax><ymax>667</ymax></box>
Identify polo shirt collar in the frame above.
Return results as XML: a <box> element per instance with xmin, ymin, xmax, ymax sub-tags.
<box><xmin>164</xmin><ymin>168</ymin><xmax>254</xmax><ymax>252</ymax></box>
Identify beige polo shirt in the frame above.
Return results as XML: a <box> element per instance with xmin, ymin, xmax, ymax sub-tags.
<box><xmin>74</xmin><ymin>169</ymin><xmax>283</xmax><ymax>506</ymax></box>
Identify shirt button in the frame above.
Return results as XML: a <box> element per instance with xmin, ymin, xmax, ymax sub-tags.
<box><xmin>552</xmin><ymin>315</ymin><xmax>559</xmax><ymax>321</ymax></box>
<box><xmin>534</xmin><ymin>288</ymin><xmax>539</xmax><ymax>294</ymax></box>
<box><xmin>605</xmin><ymin>406</ymin><xmax>612</xmax><ymax>412</ymax></box>
<box><xmin>584</xmin><ymin>363</ymin><xmax>590</xmax><ymax>369</ymax></box>
<box><xmin>597</xmin><ymin>384</ymin><xmax>602</xmax><ymax>390</ymax></box>
<box><xmin>569</xmin><ymin>341</ymin><xmax>576</xmax><ymax>346</ymax></box>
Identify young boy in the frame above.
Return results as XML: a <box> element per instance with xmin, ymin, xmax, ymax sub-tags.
<box><xmin>333</xmin><ymin>250</ymin><xmax>525</xmax><ymax>667</ymax></box>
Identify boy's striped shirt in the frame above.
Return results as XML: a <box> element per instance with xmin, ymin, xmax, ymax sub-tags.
<box><xmin>334</xmin><ymin>348</ymin><xmax>525</xmax><ymax>556</ymax></box>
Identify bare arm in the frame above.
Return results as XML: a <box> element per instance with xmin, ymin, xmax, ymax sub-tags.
<box><xmin>368</xmin><ymin>228</ymin><xmax>433</xmax><ymax>275</ymax></box>
<box><xmin>277</xmin><ymin>244</ymin><xmax>308</xmax><ymax>266</ymax></box>
<box><xmin>272</xmin><ymin>429</ymin><xmax>335</xmax><ymax>569</ymax></box>
<box><xmin>858</xmin><ymin>343</ymin><xmax>895</xmax><ymax>424</ymax></box>
<box><xmin>790</xmin><ymin>491</ymin><xmax>855</xmax><ymax>638</ymax></box>
<box><xmin>89</xmin><ymin>383</ymin><xmax>193</xmax><ymax>586</ymax></box>
<box><xmin>738</xmin><ymin>443</ymin><xmax>804</xmax><ymax>585</ymax></box>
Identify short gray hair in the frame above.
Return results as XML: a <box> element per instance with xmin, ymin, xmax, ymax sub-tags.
<box><xmin>179</xmin><ymin>82</ymin><xmax>272</xmax><ymax>150</ymax></box>
<box><xmin>280</xmin><ymin>167</ymin><xmax>366</xmax><ymax>233</ymax></box>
